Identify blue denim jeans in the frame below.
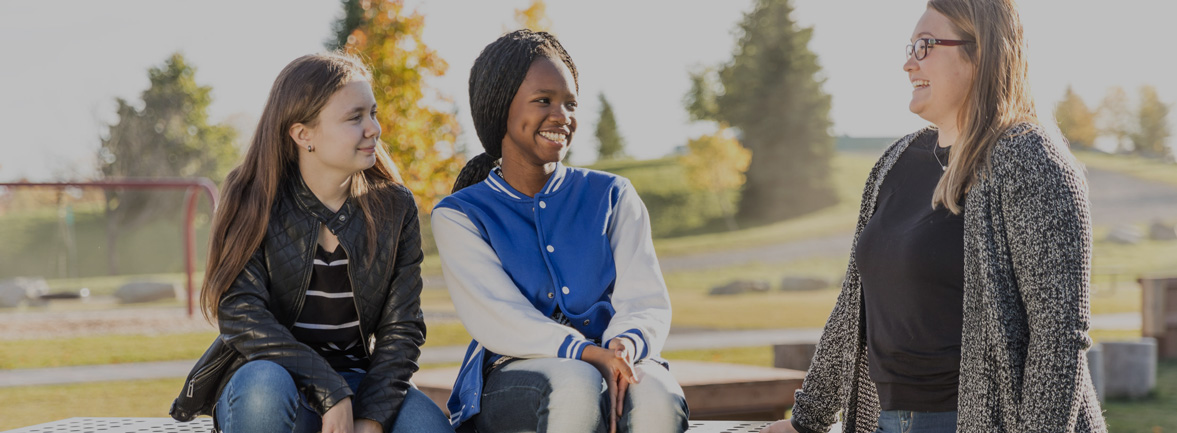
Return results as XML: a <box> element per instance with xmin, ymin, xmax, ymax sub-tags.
<box><xmin>473</xmin><ymin>358</ymin><xmax>688</xmax><ymax>433</ymax></box>
<box><xmin>215</xmin><ymin>360</ymin><xmax>453</xmax><ymax>433</ymax></box>
<box><xmin>874</xmin><ymin>410</ymin><xmax>958</xmax><ymax>433</ymax></box>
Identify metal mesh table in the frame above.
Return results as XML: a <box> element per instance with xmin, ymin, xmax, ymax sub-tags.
<box><xmin>3</xmin><ymin>418</ymin><xmax>214</xmax><ymax>433</ymax></box>
<box><xmin>3</xmin><ymin>418</ymin><xmax>791</xmax><ymax>433</ymax></box>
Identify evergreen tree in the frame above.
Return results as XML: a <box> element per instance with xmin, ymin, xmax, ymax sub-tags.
<box><xmin>326</xmin><ymin>0</ymin><xmax>364</xmax><ymax>50</ymax></box>
<box><xmin>685</xmin><ymin>0</ymin><xmax>835</xmax><ymax>222</ymax></box>
<box><xmin>99</xmin><ymin>53</ymin><xmax>238</xmax><ymax>273</ymax></box>
<box><xmin>1054</xmin><ymin>86</ymin><xmax>1097</xmax><ymax>150</ymax></box>
<box><xmin>595</xmin><ymin>93</ymin><xmax>625</xmax><ymax>160</ymax></box>
<box><xmin>1132</xmin><ymin>85</ymin><xmax>1172</xmax><ymax>158</ymax></box>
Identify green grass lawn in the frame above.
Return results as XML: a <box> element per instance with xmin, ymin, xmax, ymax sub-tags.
<box><xmin>1076</xmin><ymin>151</ymin><xmax>1177</xmax><ymax>187</ymax></box>
<box><xmin>0</xmin><ymin>377</ymin><xmax>184</xmax><ymax>430</ymax></box>
<box><xmin>641</xmin><ymin>153</ymin><xmax>877</xmax><ymax>257</ymax></box>
<box><xmin>1102</xmin><ymin>361</ymin><xmax>1177</xmax><ymax>432</ymax></box>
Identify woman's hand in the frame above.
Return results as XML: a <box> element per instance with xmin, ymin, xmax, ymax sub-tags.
<box><xmin>760</xmin><ymin>419</ymin><xmax>799</xmax><ymax>433</ymax></box>
<box><xmin>322</xmin><ymin>397</ymin><xmax>354</xmax><ymax>433</ymax></box>
<box><xmin>582</xmin><ymin>339</ymin><xmax>638</xmax><ymax>433</ymax></box>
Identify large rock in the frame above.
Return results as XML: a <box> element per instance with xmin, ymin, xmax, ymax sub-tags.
<box><xmin>774</xmin><ymin>342</ymin><xmax>818</xmax><ymax>371</ymax></box>
<box><xmin>708</xmin><ymin>280</ymin><xmax>770</xmax><ymax>296</ymax></box>
<box><xmin>779</xmin><ymin>276</ymin><xmax>832</xmax><ymax>292</ymax></box>
<box><xmin>1148</xmin><ymin>220</ymin><xmax>1177</xmax><ymax>241</ymax></box>
<box><xmin>1106</xmin><ymin>225</ymin><xmax>1143</xmax><ymax>244</ymax></box>
<box><xmin>0</xmin><ymin>278</ymin><xmax>49</xmax><ymax>308</ymax></box>
<box><xmin>1103</xmin><ymin>338</ymin><xmax>1157</xmax><ymax>400</ymax></box>
<box><xmin>114</xmin><ymin>281</ymin><xmax>181</xmax><ymax>304</ymax></box>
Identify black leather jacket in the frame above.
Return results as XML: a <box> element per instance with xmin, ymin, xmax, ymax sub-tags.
<box><xmin>217</xmin><ymin>175</ymin><xmax>426</xmax><ymax>427</ymax></box>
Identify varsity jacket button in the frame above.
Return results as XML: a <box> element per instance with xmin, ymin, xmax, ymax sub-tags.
<box><xmin>547</xmin><ymin>292</ymin><xmax>554</xmax><ymax>299</ymax></box>
<box><xmin>562</xmin><ymin>286</ymin><xmax>570</xmax><ymax>294</ymax></box>
<box><xmin>583</xmin><ymin>319</ymin><xmax>590</xmax><ymax>326</ymax></box>
<box><xmin>547</xmin><ymin>245</ymin><xmax>555</xmax><ymax>253</ymax></box>
<box><xmin>539</xmin><ymin>201</ymin><xmax>547</xmax><ymax>209</ymax></box>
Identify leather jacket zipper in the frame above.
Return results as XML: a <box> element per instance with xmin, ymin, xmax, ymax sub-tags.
<box><xmin>292</xmin><ymin>225</ymin><xmax>320</xmax><ymax>321</ymax></box>
<box><xmin>335</xmin><ymin>232</ymin><xmax>370</xmax><ymax>357</ymax></box>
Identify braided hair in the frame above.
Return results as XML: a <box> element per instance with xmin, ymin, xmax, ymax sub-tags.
<box><xmin>451</xmin><ymin>29</ymin><xmax>579</xmax><ymax>193</ymax></box>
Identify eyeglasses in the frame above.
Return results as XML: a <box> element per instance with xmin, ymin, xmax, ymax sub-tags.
<box><xmin>906</xmin><ymin>37</ymin><xmax>973</xmax><ymax>61</ymax></box>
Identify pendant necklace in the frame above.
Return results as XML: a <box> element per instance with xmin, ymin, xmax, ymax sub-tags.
<box><xmin>932</xmin><ymin>143</ymin><xmax>948</xmax><ymax>171</ymax></box>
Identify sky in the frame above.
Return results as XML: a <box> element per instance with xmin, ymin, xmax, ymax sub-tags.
<box><xmin>1</xmin><ymin>0</ymin><xmax>1175</xmax><ymax>181</ymax></box>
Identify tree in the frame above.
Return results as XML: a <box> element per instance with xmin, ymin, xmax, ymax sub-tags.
<box><xmin>1054</xmin><ymin>86</ymin><xmax>1097</xmax><ymax>150</ymax></box>
<box><xmin>326</xmin><ymin>0</ymin><xmax>364</xmax><ymax>51</ymax></box>
<box><xmin>338</xmin><ymin>0</ymin><xmax>462</xmax><ymax>209</ymax></box>
<box><xmin>98</xmin><ymin>53</ymin><xmax>238</xmax><ymax>274</ymax></box>
<box><xmin>685</xmin><ymin>0</ymin><xmax>835</xmax><ymax>222</ymax></box>
<box><xmin>1132</xmin><ymin>85</ymin><xmax>1172</xmax><ymax>158</ymax></box>
<box><xmin>680</xmin><ymin>127</ymin><xmax>752</xmax><ymax>231</ymax></box>
<box><xmin>515</xmin><ymin>0</ymin><xmax>552</xmax><ymax>32</ymax></box>
<box><xmin>595</xmin><ymin>93</ymin><xmax>626</xmax><ymax>160</ymax></box>
<box><xmin>1097</xmin><ymin>86</ymin><xmax>1134</xmax><ymax>153</ymax></box>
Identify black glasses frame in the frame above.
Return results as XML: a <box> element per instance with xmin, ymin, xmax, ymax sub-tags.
<box><xmin>906</xmin><ymin>38</ymin><xmax>973</xmax><ymax>61</ymax></box>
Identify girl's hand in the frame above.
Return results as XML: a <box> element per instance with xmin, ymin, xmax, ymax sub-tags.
<box><xmin>760</xmin><ymin>419</ymin><xmax>799</xmax><ymax>433</ymax></box>
<box><xmin>606</xmin><ymin>338</ymin><xmax>638</xmax><ymax>419</ymax></box>
<box><xmin>583</xmin><ymin>340</ymin><xmax>638</xmax><ymax>433</ymax></box>
<box><xmin>354</xmin><ymin>418</ymin><xmax>383</xmax><ymax>433</ymax></box>
<box><xmin>322</xmin><ymin>397</ymin><xmax>354</xmax><ymax>433</ymax></box>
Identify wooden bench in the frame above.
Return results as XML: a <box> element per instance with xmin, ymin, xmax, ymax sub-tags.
<box><xmin>413</xmin><ymin>360</ymin><xmax>807</xmax><ymax>422</ymax></box>
<box><xmin>3</xmin><ymin>417</ymin><xmax>776</xmax><ymax>432</ymax></box>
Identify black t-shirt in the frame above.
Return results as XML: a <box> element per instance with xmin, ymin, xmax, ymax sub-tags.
<box><xmin>290</xmin><ymin>244</ymin><xmax>369</xmax><ymax>373</ymax></box>
<box><xmin>855</xmin><ymin>131</ymin><xmax>965</xmax><ymax>412</ymax></box>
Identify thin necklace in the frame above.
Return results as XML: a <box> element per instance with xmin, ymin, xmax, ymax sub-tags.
<box><xmin>931</xmin><ymin>142</ymin><xmax>948</xmax><ymax>171</ymax></box>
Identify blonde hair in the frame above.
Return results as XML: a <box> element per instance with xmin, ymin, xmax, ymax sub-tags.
<box><xmin>928</xmin><ymin>0</ymin><xmax>1038</xmax><ymax>213</ymax></box>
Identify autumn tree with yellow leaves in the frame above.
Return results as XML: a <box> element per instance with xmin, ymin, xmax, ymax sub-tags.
<box><xmin>330</xmin><ymin>0</ymin><xmax>462</xmax><ymax>209</ymax></box>
<box><xmin>515</xmin><ymin>0</ymin><xmax>553</xmax><ymax>32</ymax></box>
<box><xmin>680</xmin><ymin>128</ymin><xmax>752</xmax><ymax>231</ymax></box>
<box><xmin>1054</xmin><ymin>86</ymin><xmax>1097</xmax><ymax>150</ymax></box>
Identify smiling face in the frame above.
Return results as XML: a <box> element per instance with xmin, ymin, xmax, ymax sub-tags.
<box><xmin>501</xmin><ymin>56</ymin><xmax>578</xmax><ymax>168</ymax></box>
<box><xmin>293</xmin><ymin>80</ymin><xmax>381</xmax><ymax>178</ymax></box>
<box><xmin>904</xmin><ymin>8</ymin><xmax>976</xmax><ymax>130</ymax></box>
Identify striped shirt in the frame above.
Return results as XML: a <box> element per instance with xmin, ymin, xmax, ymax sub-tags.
<box><xmin>291</xmin><ymin>244</ymin><xmax>368</xmax><ymax>373</ymax></box>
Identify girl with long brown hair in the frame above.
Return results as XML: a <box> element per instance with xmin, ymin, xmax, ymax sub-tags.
<box><xmin>762</xmin><ymin>0</ymin><xmax>1106</xmax><ymax>432</ymax></box>
<box><xmin>170</xmin><ymin>52</ymin><xmax>452</xmax><ymax>433</ymax></box>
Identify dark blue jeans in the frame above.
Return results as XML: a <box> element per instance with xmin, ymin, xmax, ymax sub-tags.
<box><xmin>215</xmin><ymin>360</ymin><xmax>453</xmax><ymax>433</ymax></box>
<box><xmin>874</xmin><ymin>410</ymin><xmax>958</xmax><ymax>433</ymax></box>
<box><xmin>473</xmin><ymin>358</ymin><xmax>688</xmax><ymax>433</ymax></box>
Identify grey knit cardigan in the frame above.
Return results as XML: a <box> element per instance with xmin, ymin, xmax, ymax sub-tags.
<box><xmin>790</xmin><ymin>123</ymin><xmax>1107</xmax><ymax>433</ymax></box>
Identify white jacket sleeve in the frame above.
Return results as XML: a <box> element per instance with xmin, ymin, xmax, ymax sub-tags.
<box><xmin>601</xmin><ymin>182</ymin><xmax>672</xmax><ymax>360</ymax></box>
<box><xmin>432</xmin><ymin>207</ymin><xmax>594</xmax><ymax>360</ymax></box>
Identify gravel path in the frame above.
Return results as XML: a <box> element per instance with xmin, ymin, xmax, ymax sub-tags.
<box><xmin>0</xmin><ymin>302</ymin><xmax>461</xmax><ymax>341</ymax></box>
<box><xmin>0</xmin><ymin>304</ymin><xmax>216</xmax><ymax>340</ymax></box>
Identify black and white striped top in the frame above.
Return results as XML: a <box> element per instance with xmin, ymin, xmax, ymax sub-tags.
<box><xmin>291</xmin><ymin>244</ymin><xmax>368</xmax><ymax>373</ymax></box>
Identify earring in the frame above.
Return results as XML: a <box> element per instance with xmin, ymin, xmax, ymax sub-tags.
<box><xmin>306</xmin><ymin>144</ymin><xmax>314</xmax><ymax>152</ymax></box>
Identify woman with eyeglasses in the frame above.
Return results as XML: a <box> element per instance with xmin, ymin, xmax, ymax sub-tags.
<box><xmin>761</xmin><ymin>1</ymin><xmax>1107</xmax><ymax>432</ymax></box>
